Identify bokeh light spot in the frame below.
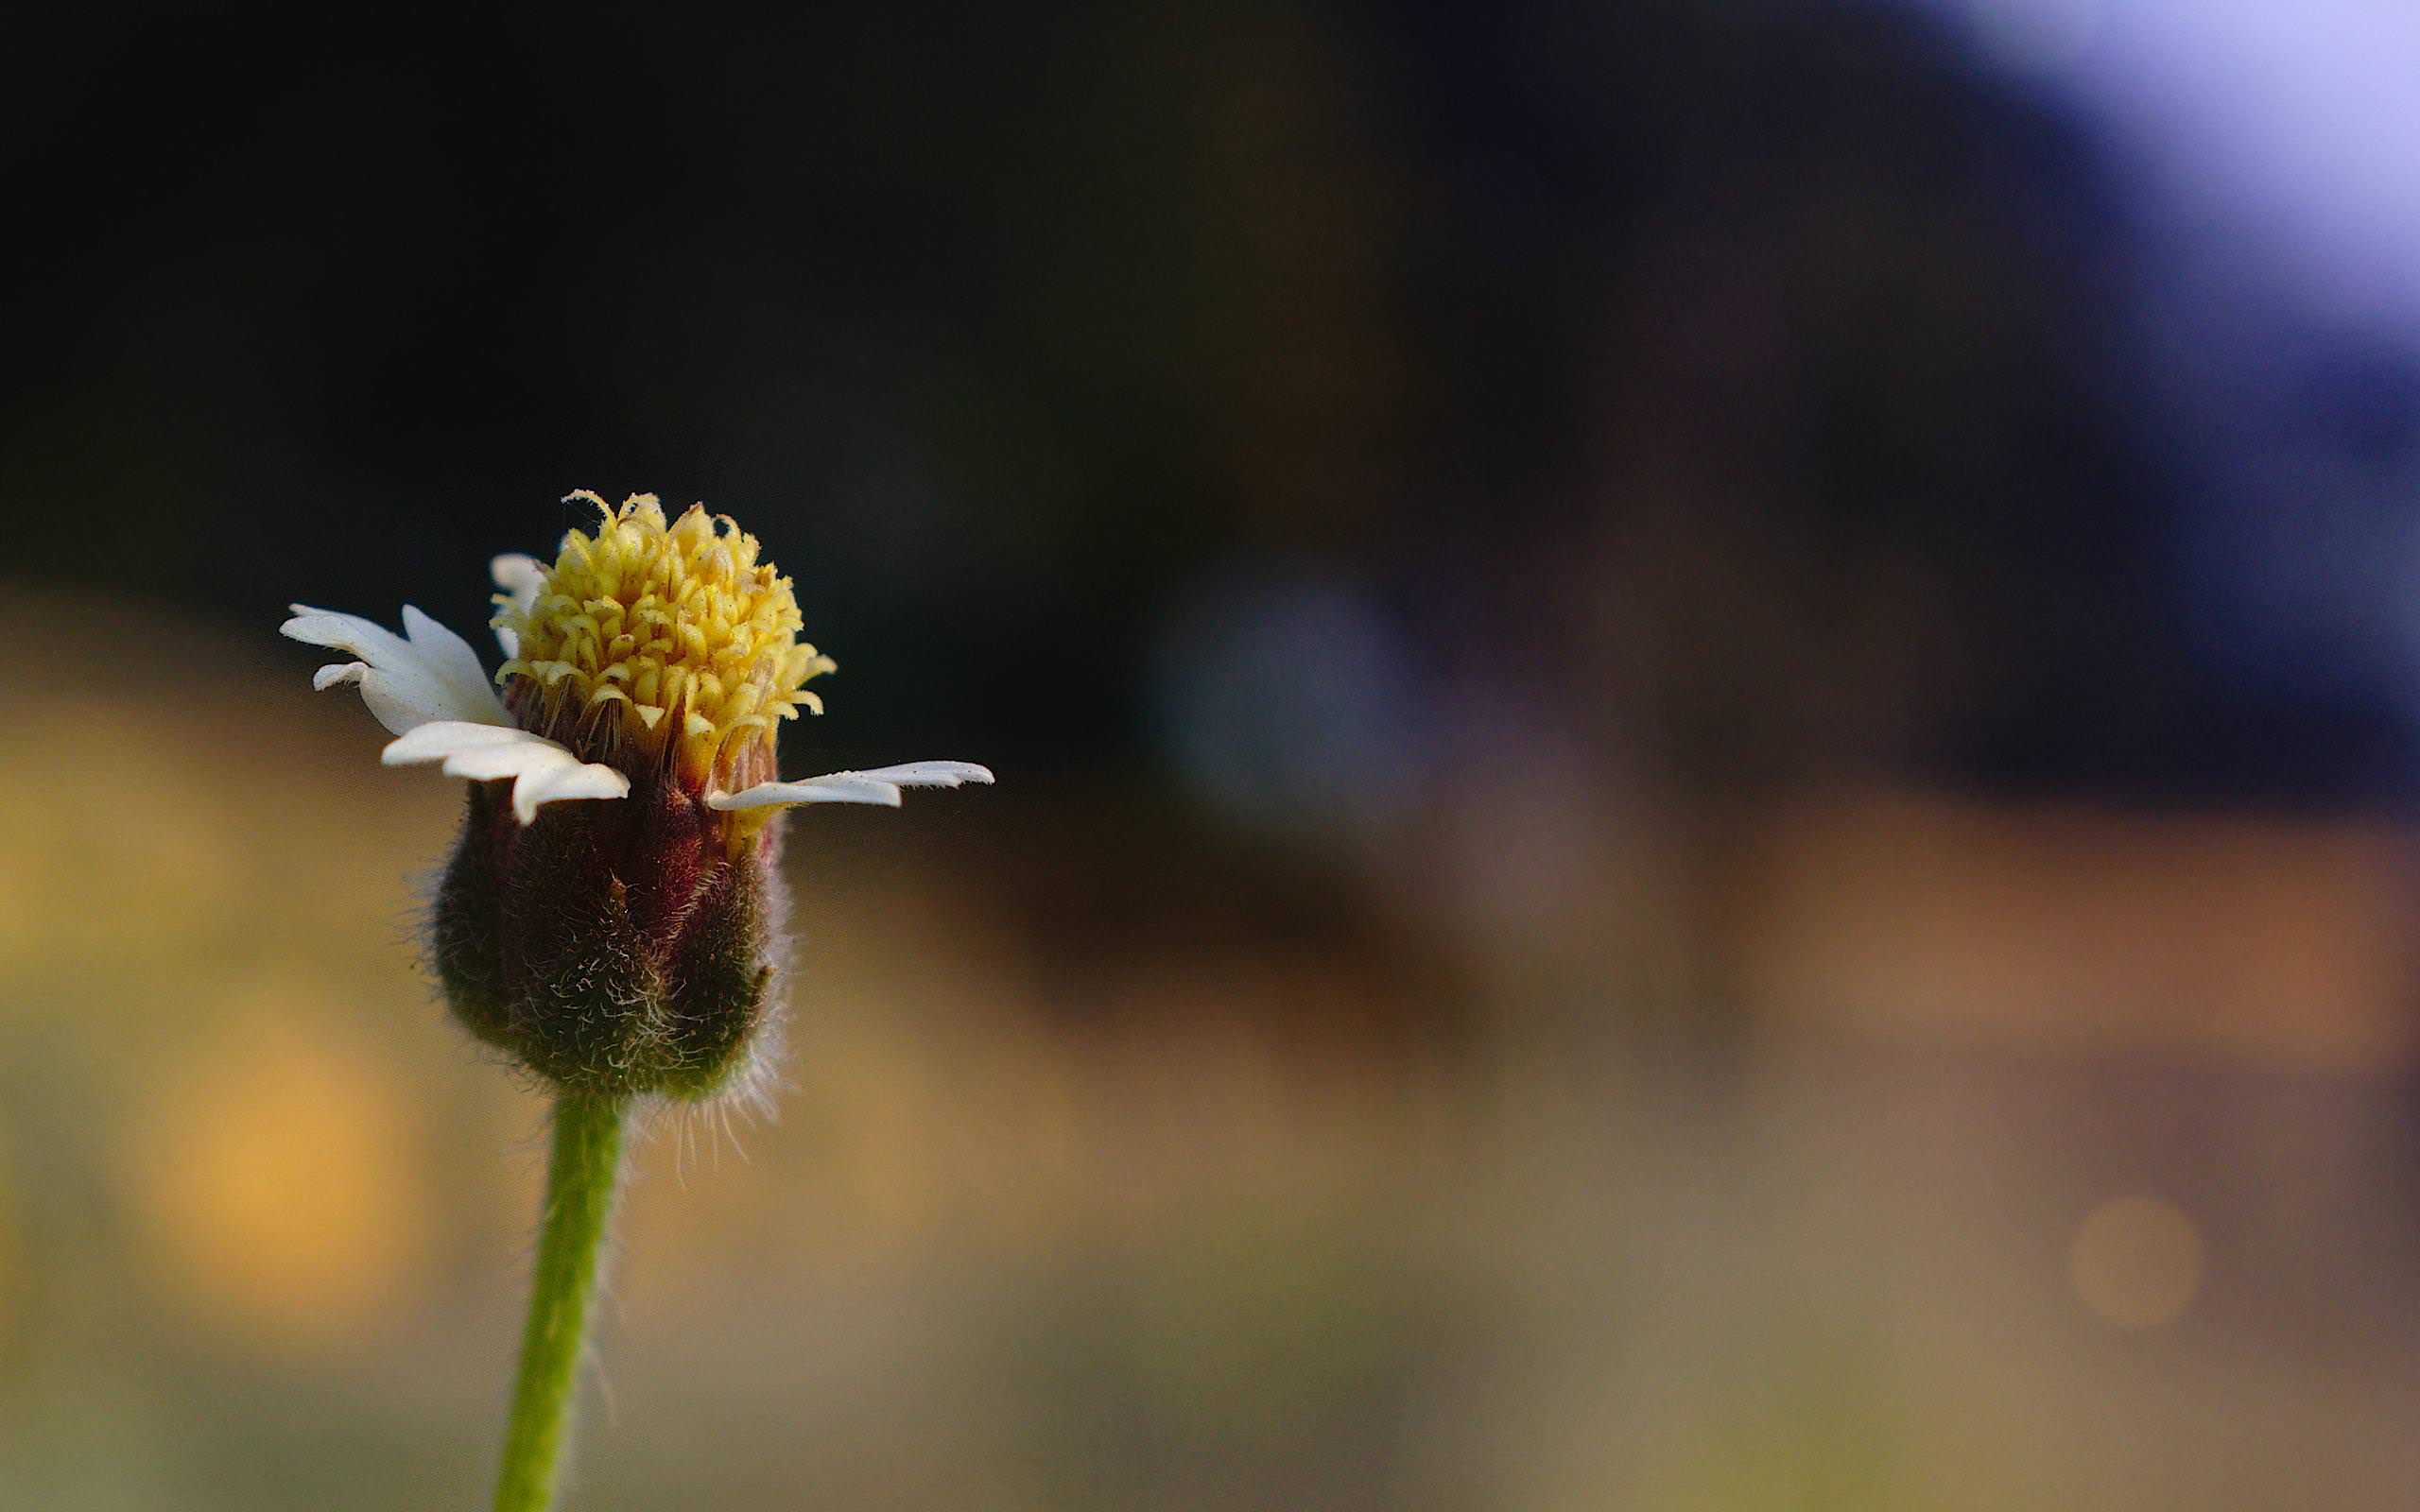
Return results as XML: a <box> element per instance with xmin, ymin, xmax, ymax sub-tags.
<box><xmin>1151</xmin><ymin>570</ymin><xmax>1430</xmax><ymax>839</ymax></box>
<box><xmin>125</xmin><ymin>1022</ymin><xmax>431</xmax><ymax>1353</ymax></box>
<box><xmin>2069</xmin><ymin>1194</ymin><xmax>2204</xmax><ymax>1330</ymax></box>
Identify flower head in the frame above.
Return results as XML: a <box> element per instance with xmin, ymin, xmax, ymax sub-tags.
<box><xmin>283</xmin><ymin>490</ymin><xmax>993</xmax><ymax>1100</ymax></box>
<box><xmin>494</xmin><ymin>491</ymin><xmax>834</xmax><ymax>797</ymax></box>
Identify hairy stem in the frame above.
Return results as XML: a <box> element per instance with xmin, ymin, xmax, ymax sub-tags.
<box><xmin>493</xmin><ymin>1091</ymin><xmax>629</xmax><ymax>1512</ymax></box>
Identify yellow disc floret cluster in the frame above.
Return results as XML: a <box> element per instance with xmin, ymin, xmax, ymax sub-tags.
<box><xmin>495</xmin><ymin>492</ymin><xmax>835</xmax><ymax>786</ymax></box>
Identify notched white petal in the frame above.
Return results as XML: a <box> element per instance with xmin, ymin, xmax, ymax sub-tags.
<box><xmin>512</xmin><ymin>761</ymin><xmax>631</xmax><ymax>817</ymax></box>
<box><xmin>401</xmin><ymin>605</ymin><xmax>498</xmax><ymax>714</ymax></box>
<box><xmin>708</xmin><ymin>777</ymin><xmax>904</xmax><ymax>810</ymax></box>
<box><xmin>312</xmin><ymin>662</ymin><xmax>369</xmax><ymax>693</ymax></box>
<box><xmin>283</xmin><ymin>604</ymin><xmax>510</xmax><ymax>735</ymax></box>
<box><xmin>705</xmin><ymin>760</ymin><xmax>994</xmax><ymax>813</ymax></box>
<box><xmin>380</xmin><ymin>720</ymin><xmax>537</xmax><ymax>765</ymax></box>
<box><xmin>491</xmin><ymin>554</ymin><xmax>545</xmax><ymax>657</ymax></box>
<box><xmin>492</xmin><ymin>553</ymin><xmax>544</xmax><ymax>604</ymax></box>
<box><xmin>431</xmin><ymin>743</ymin><xmax>564</xmax><ymax>782</ymax></box>
<box><xmin>849</xmin><ymin>761</ymin><xmax>996</xmax><ymax>788</ymax></box>
<box><xmin>379</xmin><ymin>720</ymin><xmax>631</xmax><ymax>825</ymax></box>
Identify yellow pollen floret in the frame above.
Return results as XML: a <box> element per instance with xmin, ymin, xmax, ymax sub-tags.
<box><xmin>495</xmin><ymin>492</ymin><xmax>834</xmax><ymax>785</ymax></box>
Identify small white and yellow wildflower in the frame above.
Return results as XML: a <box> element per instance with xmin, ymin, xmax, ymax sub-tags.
<box><xmin>283</xmin><ymin>490</ymin><xmax>992</xmax><ymax>1100</ymax></box>
<box><xmin>285</xmin><ymin>490</ymin><xmax>992</xmax><ymax>827</ymax></box>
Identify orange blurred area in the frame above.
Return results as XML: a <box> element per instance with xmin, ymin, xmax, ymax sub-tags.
<box><xmin>2</xmin><ymin>592</ymin><xmax>2417</xmax><ymax>1511</ymax></box>
<box><xmin>1736</xmin><ymin>793</ymin><xmax>2420</xmax><ymax>1068</ymax></box>
<box><xmin>120</xmin><ymin>1007</ymin><xmax>433</xmax><ymax>1351</ymax></box>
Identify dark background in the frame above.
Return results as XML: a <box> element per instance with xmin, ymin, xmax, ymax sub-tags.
<box><xmin>21</xmin><ymin>1</ymin><xmax>2420</xmax><ymax>803</ymax></box>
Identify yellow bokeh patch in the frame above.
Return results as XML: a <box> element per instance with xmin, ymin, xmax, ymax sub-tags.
<box><xmin>126</xmin><ymin>1019</ymin><xmax>430</xmax><ymax>1353</ymax></box>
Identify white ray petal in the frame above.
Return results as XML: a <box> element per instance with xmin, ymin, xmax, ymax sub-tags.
<box><xmin>847</xmin><ymin>761</ymin><xmax>996</xmax><ymax>788</ymax></box>
<box><xmin>379</xmin><ymin>720</ymin><xmax>630</xmax><ymax>824</ymax></box>
<box><xmin>283</xmin><ymin>604</ymin><xmax>510</xmax><ymax>734</ymax></box>
<box><xmin>491</xmin><ymin>554</ymin><xmax>545</xmax><ymax>657</ymax></box>
<box><xmin>706</xmin><ymin>760</ymin><xmax>994</xmax><ymax>812</ymax></box>
<box><xmin>707</xmin><ymin>776</ymin><xmax>904</xmax><ymax>810</ymax></box>
<box><xmin>380</xmin><ymin>720</ymin><xmax>538</xmax><ymax>763</ymax></box>
<box><xmin>431</xmin><ymin>742</ymin><xmax>572</xmax><ymax>782</ymax></box>
<box><xmin>401</xmin><ymin>605</ymin><xmax>498</xmax><ymax>712</ymax></box>
<box><xmin>510</xmin><ymin>759</ymin><xmax>634</xmax><ymax>818</ymax></box>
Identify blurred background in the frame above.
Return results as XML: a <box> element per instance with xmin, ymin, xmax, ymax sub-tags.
<box><xmin>8</xmin><ymin>1</ymin><xmax>2420</xmax><ymax>1507</ymax></box>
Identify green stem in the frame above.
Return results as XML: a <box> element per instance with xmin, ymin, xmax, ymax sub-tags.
<box><xmin>493</xmin><ymin>1091</ymin><xmax>629</xmax><ymax>1512</ymax></box>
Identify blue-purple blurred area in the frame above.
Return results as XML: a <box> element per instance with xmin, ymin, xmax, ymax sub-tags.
<box><xmin>8</xmin><ymin>3</ymin><xmax>2420</xmax><ymax>1508</ymax></box>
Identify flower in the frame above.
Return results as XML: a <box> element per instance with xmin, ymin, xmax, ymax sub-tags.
<box><xmin>283</xmin><ymin>490</ymin><xmax>993</xmax><ymax>1099</ymax></box>
<box><xmin>285</xmin><ymin>490</ymin><xmax>993</xmax><ymax>828</ymax></box>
